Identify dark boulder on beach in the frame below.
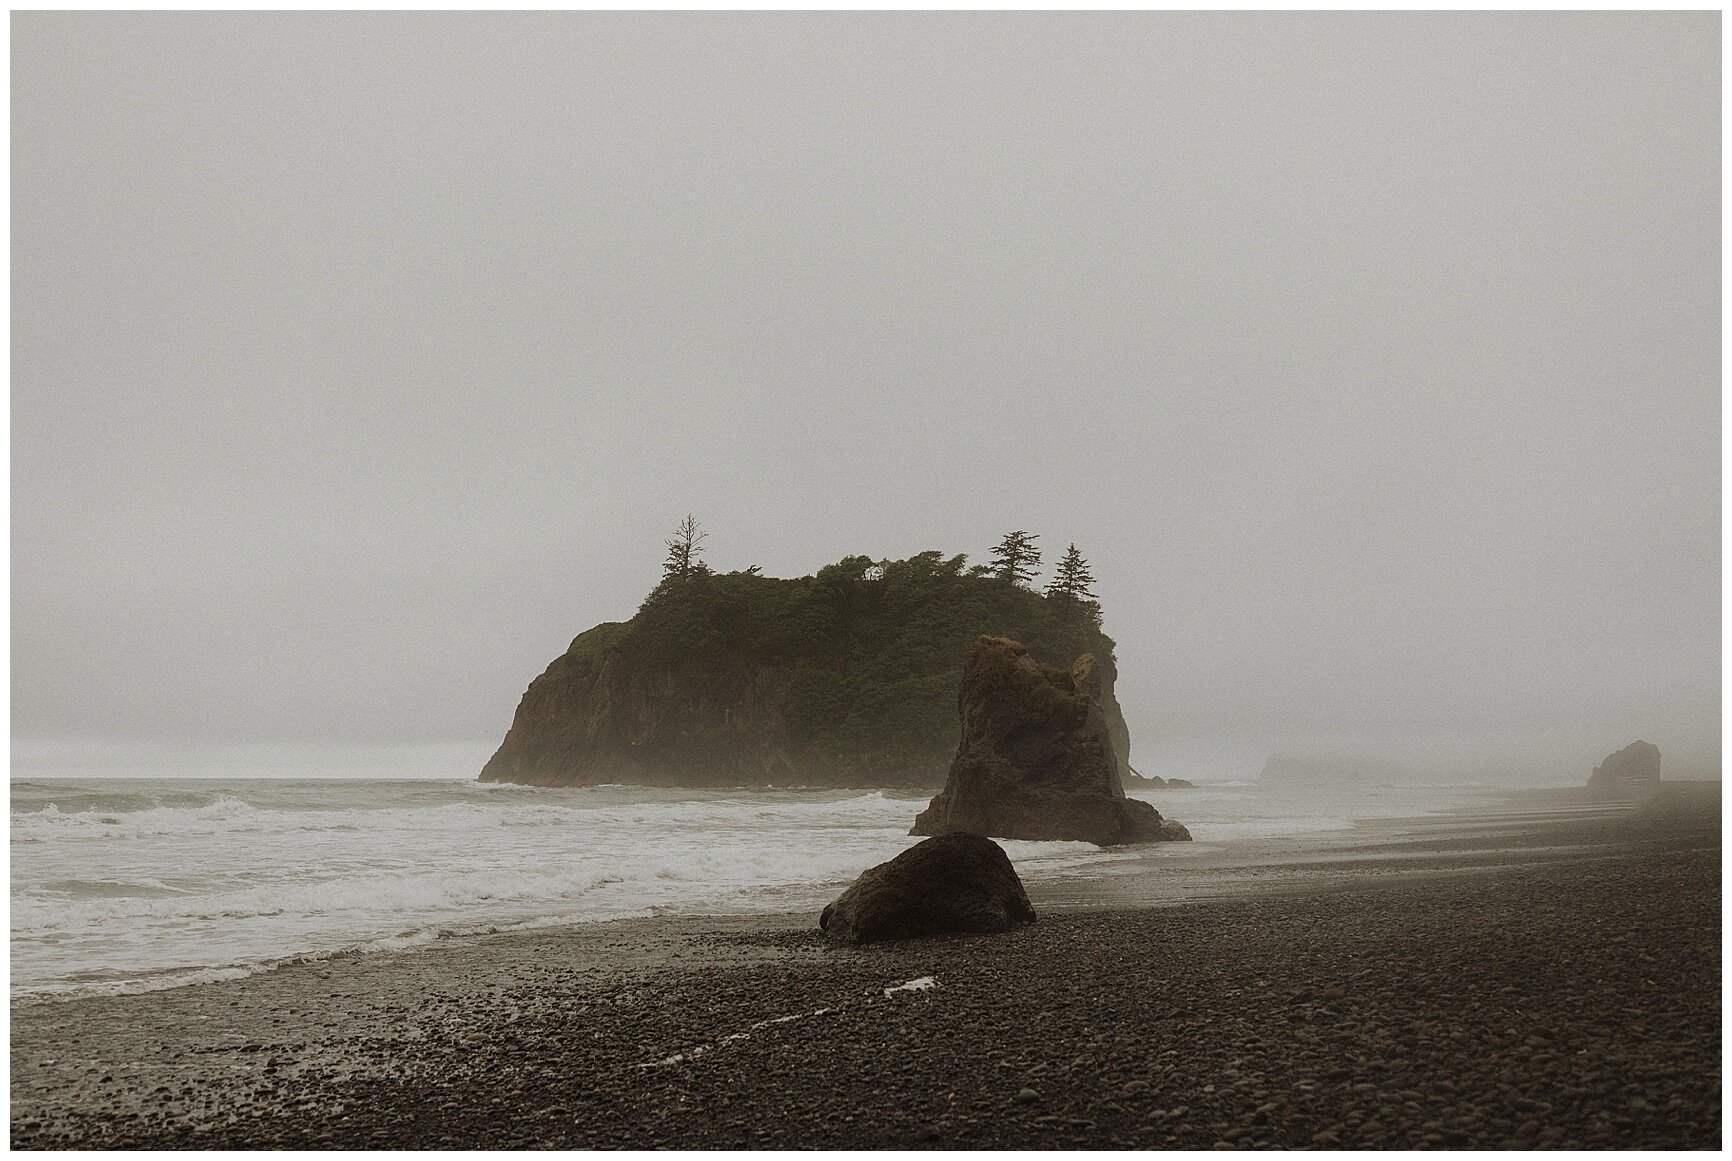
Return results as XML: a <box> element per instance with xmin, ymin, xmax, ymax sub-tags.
<box><xmin>909</xmin><ymin>637</ymin><xmax>1190</xmax><ymax>846</ymax></box>
<box><xmin>819</xmin><ymin>833</ymin><xmax>1035</xmax><ymax>943</ymax></box>
<box><xmin>1587</xmin><ymin>740</ymin><xmax>1661</xmax><ymax>796</ymax></box>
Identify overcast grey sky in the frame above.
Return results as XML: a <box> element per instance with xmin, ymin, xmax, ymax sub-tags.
<box><xmin>13</xmin><ymin>12</ymin><xmax>1720</xmax><ymax>781</ymax></box>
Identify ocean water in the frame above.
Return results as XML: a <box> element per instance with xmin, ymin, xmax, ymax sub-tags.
<box><xmin>10</xmin><ymin>775</ymin><xmax>1493</xmax><ymax>1001</ymax></box>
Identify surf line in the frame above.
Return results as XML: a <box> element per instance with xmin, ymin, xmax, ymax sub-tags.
<box><xmin>636</xmin><ymin>977</ymin><xmax>942</xmax><ymax>1070</ymax></box>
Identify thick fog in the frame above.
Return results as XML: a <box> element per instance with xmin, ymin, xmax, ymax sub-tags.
<box><xmin>13</xmin><ymin>12</ymin><xmax>1720</xmax><ymax>784</ymax></box>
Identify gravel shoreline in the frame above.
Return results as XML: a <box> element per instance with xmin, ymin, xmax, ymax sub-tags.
<box><xmin>11</xmin><ymin>790</ymin><xmax>1720</xmax><ymax>1150</ymax></box>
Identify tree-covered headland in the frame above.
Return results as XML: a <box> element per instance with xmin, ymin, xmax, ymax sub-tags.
<box><xmin>481</xmin><ymin>523</ymin><xmax>1134</xmax><ymax>788</ymax></box>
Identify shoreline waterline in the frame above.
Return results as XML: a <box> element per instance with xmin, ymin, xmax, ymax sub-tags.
<box><xmin>10</xmin><ymin>775</ymin><xmax>1526</xmax><ymax>1002</ymax></box>
<box><xmin>13</xmin><ymin>783</ymin><xmax>1655</xmax><ymax>1011</ymax></box>
<box><xmin>9</xmin><ymin>791</ymin><xmax>1717</xmax><ymax>1149</ymax></box>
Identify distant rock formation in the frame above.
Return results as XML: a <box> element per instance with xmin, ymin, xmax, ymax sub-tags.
<box><xmin>819</xmin><ymin>833</ymin><xmax>1036</xmax><ymax>943</ymax></box>
<box><xmin>1587</xmin><ymin>740</ymin><xmax>1661</xmax><ymax>796</ymax></box>
<box><xmin>1125</xmin><ymin>767</ymin><xmax>1195</xmax><ymax>789</ymax></box>
<box><xmin>909</xmin><ymin>637</ymin><xmax>1190</xmax><ymax>846</ymax></box>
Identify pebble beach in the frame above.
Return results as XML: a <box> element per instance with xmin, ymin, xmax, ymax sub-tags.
<box><xmin>10</xmin><ymin>784</ymin><xmax>1720</xmax><ymax>1150</ymax></box>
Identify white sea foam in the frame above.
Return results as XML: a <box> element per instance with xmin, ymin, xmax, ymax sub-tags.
<box><xmin>11</xmin><ymin>775</ymin><xmax>1494</xmax><ymax>1000</ymax></box>
<box><xmin>9</xmin><ymin>788</ymin><xmax>910</xmax><ymax>843</ymax></box>
<box><xmin>9</xmin><ymin>780</ymin><xmax>934</xmax><ymax>999</ymax></box>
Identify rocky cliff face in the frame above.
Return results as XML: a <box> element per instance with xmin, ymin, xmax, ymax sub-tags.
<box><xmin>909</xmin><ymin>637</ymin><xmax>1189</xmax><ymax>845</ymax></box>
<box><xmin>479</xmin><ymin>621</ymin><xmax>1142</xmax><ymax>790</ymax></box>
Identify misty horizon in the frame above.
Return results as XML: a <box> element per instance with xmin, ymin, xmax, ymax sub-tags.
<box><xmin>13</xmin><ymin>11</ymin><xmax>1721</xmax><ymax>786</ymax></box>
<box><xmin>10</xmin><ymin>15</ymin><xmax>1721</xmax><ymax>1152</ymax></box>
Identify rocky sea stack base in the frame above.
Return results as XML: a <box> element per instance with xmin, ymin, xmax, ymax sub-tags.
<box><xmin>911</xmin><ymin>636</ymin><xmax>1188</xmax><ymax>845</ymax></box>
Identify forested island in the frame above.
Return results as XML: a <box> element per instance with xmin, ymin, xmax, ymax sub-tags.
<box><xmin>480</xmin><ymin>521</ymin><xmax>1153</xmax><ymax>789</ymax></box>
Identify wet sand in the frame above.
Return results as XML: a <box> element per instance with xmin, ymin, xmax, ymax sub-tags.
<box><xmin>11</xmin><ymin>783</ymin><xmax>1720</xmax><ymax>1149</ymax></box>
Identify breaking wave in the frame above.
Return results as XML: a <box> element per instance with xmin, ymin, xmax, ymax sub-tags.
<box><xmin>12</xmin><ymin>775</ymin><xmax>1487</xmax><ymax>1001</ymax></box>
<box><xmin>10</xmin><ymin>787</ymin><xmax>915</xmax><ymax>842</ymax></box>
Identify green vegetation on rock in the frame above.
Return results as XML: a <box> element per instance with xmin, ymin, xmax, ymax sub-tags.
<box><xmin>481</xmin><ymin>546</ymin><xmax>1132</xmax><ymax>789</ymax></box>
<box><xmin>634</xmin><ymin>551</ymin><xmax>1110</xmax><ymax>758</ymax></box>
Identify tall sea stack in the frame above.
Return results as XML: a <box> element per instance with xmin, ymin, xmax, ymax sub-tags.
<box><xmin>910</xmin><ymin>636</ymin><xmax>1190</xmax><ymax>846</ymax></box>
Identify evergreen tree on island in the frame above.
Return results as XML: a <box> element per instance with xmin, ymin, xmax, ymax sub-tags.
<box><xmin>990</xmin><ymin>530</ymin><xmax>1041</xmax><ymax>588</ymax></box>
<box><xmin>1045</xmin><ymin>543</ymin><xmax>1095</xmax><ymax>602</ymax></box>
<box><xmin>1045</xmin><ymin>543</ymin><xmax>1100</xmax><ymax>623</ymax></box>
<box><xmin>662</xmin><ymin>513</ymin><xmax>709</xmax><ymax>580</ymax></box>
